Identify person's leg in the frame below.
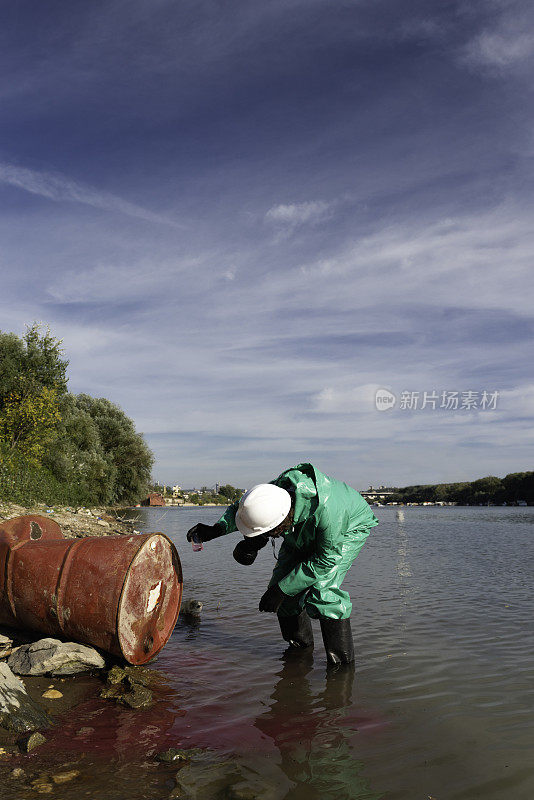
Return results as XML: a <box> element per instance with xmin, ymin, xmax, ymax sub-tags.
<box><xmin>305</xmin><ymin>527</ymin><xmax>371</xmax><ymax>664</ymax></box>
<box><xmin>278</xmin><ymin>608</ymin><xmax>314</xmax><ymax>649</ymax></box>
<box><xmin>269</xmin><ymin>544</ymin><xmax>314</xmax><ymax>649</ymax></box>
<box><xmin>319</xmin><ymin>617</ymin><xmax>355</xmax><ymax>665</ymax></box>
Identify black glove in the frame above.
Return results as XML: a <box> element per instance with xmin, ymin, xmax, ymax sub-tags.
<box><xmin>186</xmin><ymin>522</ymin><xmax>225</xmax><ymax>544</ymax></box>
<box><xmin>259</xmin><ymin>584</ymin><xmax>286</xmax><ymax>613</ymax></box>
<box><xmin>233</xmin><ymin>534</ymin><xmax>269</xmax><ymax>565</ymax></box>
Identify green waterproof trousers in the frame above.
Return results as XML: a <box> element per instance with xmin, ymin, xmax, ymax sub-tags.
<box><xmin>269</xmin><ymin>526</ymin><xmax>371</xmax><ymax>620</ymax></box>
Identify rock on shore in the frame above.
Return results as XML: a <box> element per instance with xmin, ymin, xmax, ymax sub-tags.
<box><xmin>0</xmin><ymin>663</ymin><xmax>53</xmax><ymax>734</ymax></box>
<box><xmin>9</xmin><ymin>639</ymin><xmax>106</xmax><ymax>677</ymax></box>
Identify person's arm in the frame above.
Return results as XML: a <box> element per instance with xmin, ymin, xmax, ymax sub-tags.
<box><xmin>186</xmin><ymin>501</ymin><xmax>239</xmax><ymax>543</ymax></box>
<box><xmin>216</xmin><ymin>501</ymin><xmax>239</xmax><ymax>534</ymax></box>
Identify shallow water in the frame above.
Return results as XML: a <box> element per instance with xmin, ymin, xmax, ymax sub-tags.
<box><xmin>4</xmin><ymin>506</ymin><xmax>533</xmax><ymax>799</ymax></box>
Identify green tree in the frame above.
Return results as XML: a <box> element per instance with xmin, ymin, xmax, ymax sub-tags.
<box><xmin>0</xmin><ymin>386</ymin><xmax>61</xmax><ymax>464</ymax></box>
<box><xmin>0</xmin><ymin>325</ymin><xmax>67</xmax><ymax>465</ymax></box>
<box><xmin>470</xmin><ymin>476</ymin><xmax>504</xmax><ymax>505</ymax></box>
<box><xmin>0</xmin><ymin>325</ymin><xmax>155</xmax><ymax>507</ymax></box>
<box><xmin>218</xmin><ymin>484</ymin><xmax>243</xmax><ymax>503</ymax></box>
<box><xmin>0</xmin><ymin>324</ymin><xmax>68</xmax><ymax>405</ymax></box>
<box><xmin>74</xmin><ymin>394</ymin><xmax>153</xmax><ymax>505</ymax></box>
<box><xmin>40</xmin><ymin>394</ymin><xmax>117</xmax><ymax>505</ymax></box>
<box><xmin>502</xmin><ymin>472</ymin><xmax>534</xmax><ymax>504</ymax></box>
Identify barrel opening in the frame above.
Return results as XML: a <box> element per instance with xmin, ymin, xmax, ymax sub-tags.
<box><xmin>30</xmin><ymin>522</ymin><xmax>43</xmax><ymax>540</ymax></box>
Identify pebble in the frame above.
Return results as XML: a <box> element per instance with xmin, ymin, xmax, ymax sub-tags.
<box><xmin>41</xmin><ymin>689</ymin><xmax>63</xmax><ymax>699</ymax></box>
<box><xmin>11</xmin><ymin>767</ymin><xmax>25</xmax><ymax>778</ymax></box>
<box><xmin>30</xmin><ymin>777</ymin><xmax>53</xmax><ymax>793</ymax></box>
<box><xmin>0</xmin><ymin>633</ymin><xmax>13</xmax><ymax>658</ymax></box>
<box><xmin>52</xmin><ymin>769</ymin><xmax>80</xmax><ymax>784</ymax></box>
<box><xmin>21</xmin><ymin>732</ymin><xmax>47</xmax><ymax>752</ymax></box>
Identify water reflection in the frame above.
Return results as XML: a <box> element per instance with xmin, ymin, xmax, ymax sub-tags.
<box><xmin>254</xmin><ymin>654</ymin><xmax>381</xmax><ymax>800</ymax></box>
<box><xmin>396</xmin><ymin>509</ymin><xmax>411</xmax><ymax>579</ymax></box>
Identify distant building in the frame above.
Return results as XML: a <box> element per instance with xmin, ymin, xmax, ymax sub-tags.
<box><xmin>360</xmin><ymin>486</ymin><xmax>396</xmax><ymax>502</ymax></box>
<box><xmin>141</xmin><ymin>492</ymin><xmax>166</xmax><ymax>507</ymax></box>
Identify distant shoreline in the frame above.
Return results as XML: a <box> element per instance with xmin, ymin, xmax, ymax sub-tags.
<box><xmin>133</xmin><ymin>502</ymin><xmax>533</xmax><ymax>509</ymax></box>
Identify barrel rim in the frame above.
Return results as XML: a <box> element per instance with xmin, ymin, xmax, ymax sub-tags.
<box><xmin>116</xmin><ymin>531</ymin><xmax>182</xmax><ymax>665</ymax></box>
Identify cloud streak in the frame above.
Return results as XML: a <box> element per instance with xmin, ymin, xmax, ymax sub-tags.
<box><xmin>0</xmin><ymin>162</ymin><xmax>179</xmax><ymax>227</ymax></box>
<box><xmin>265</xmin><ymin>200</ymin><xmax>333</xmax><ymax>226</ymax></box>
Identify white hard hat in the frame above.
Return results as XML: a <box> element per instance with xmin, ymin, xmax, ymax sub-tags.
<box><xmin>236</xmin><ymin>484</ymin><xmax>292</xmax><ymax>537</ymax></box>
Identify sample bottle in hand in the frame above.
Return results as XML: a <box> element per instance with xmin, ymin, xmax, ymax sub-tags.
<box><xmin>191</xmin><ymin>531</ymin><xmax>203</xmax><ymax>552</ymax></box>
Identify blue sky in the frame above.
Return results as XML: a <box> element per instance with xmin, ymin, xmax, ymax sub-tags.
<box><xmin>1</xmin><ymin>0</ymin><xmax>533</xmax><ymax>488</ymax></box>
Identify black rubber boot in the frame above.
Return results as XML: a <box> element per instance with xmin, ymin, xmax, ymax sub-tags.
<box><xmin>319</xmin><ymin>617</ymin><xmax>355</xmax><ymax>666</ymax></box>
<box><xmin>278</xmin><ymin>611</ymin><xmax>314</xmax><ymax>649</ymax></box>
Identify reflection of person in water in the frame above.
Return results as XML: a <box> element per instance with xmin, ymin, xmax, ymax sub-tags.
<box><xmin>254</xmin><ymin>656</ymin><xmax>381</xmax><ymax>800</ymax></box>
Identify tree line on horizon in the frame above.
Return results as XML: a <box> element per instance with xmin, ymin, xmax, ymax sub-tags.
<box><xmin>0</xmin><ymin>324</ymin><xmax>153</xmax><ymax>507</ymax></box>
<box><xmin>390</xmin><ymin>472</ymin><xmax>534</xmax><ymax>505</ymax></box>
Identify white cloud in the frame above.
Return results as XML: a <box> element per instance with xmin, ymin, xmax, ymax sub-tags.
<box><xmin>265</xmin><ymin>199</ymin><xmax>332</xmax><ymax>227</ymax></box>
<box><xmin>0</xmin><ymin>162</ymin><xmax>179</xmax><ymax>227</ymax></box>
<box><xmin>464</xmin><ymin>30</ymin><xmax>534</xmax><ymax>69</ymax></box>
<box><xmin>461</xmin><ymin>4</ymin><xmax>534</xmax><ymax>72</ymax></box>
<box><xmin>291</xmin><ymin>203</ymin><xmax>534</xmax><ymax>315</ymax></box>
<box><xmin>312</xmin><ymin>384</ymin><xmax>383</xmax><ymax>414</ymax></box>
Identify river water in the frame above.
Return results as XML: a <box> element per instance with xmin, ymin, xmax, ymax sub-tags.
<box><xmin>5</xmin><ymin>506</ymin><xmax>533</xmax><ymax>799</ymax></box>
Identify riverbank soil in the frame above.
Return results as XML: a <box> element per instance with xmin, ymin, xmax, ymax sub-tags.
<box><xmin>0</xmin><ymin>503</ymin><xmax>139</xmax><ymax>538</ymax></box>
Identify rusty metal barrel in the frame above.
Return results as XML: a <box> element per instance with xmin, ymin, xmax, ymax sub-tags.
<box><xmin>0</xmin><ymin>516</ymin><xmax>182</xmax><ymax>665</ymax></box>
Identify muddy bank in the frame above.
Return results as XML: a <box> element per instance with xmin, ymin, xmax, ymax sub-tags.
<box><xmin>0</xmin><ymin>502</ymin><xmax>140</xmax><ymax>538</ymax></box>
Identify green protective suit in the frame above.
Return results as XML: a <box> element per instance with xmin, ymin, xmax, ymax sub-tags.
<box><xmin>217</xmin><ymin>463</ymin><xmax>379</xmax><ymax>620</ymax></box>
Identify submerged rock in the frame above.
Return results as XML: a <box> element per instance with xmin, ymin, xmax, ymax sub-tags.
<box><xmin>0</xmin><ymin>663</ymin><xmax>53</xmax><ymax>734</ymax></box>
<box><xmin>100</xmin><ymin>664</ymin><xmax>161</xmax><ymax>709</ymax></box>
<box><xmin>20</xmin><ymin>731</ymin><xmax>47</xmax><ymax>752</ymax></box>
<box><xmin>11</xmin><ymin>767</ymin><xmax>25</xmax><ymax>778</ymax></box>
<box><xmin>106</xmin><ymin>664</ymin><xmax>159</xmax><ymax>688</ymax></box>
<box><xmin>8</xmin><ymin>638</ymin><xmax>105</xmax><ymax>676</ymax></box>
<box><xmin>155</xmin><ymin>747</ymin><xmax>202</xmax><ymax>763</ymax></box>
<box><xmin>170</xmin><ymin>752</ymin><xmax>291</xmax><ymax>800</ymax></box>
<box><xmin>51</xmin><ymin>769</ymin><xmax>80</xmax><ymax>784</ymax></box>
<box><xmin>30</xmin><ymin>774</ymin><xmax>53</xmax><ymax>793</ymax></box>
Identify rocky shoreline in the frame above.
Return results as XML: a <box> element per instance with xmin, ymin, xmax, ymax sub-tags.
<box><xmin>0</xmin><ymin>502</ymin><xmax>140</xmax><ymax>539</ymax></box>
<box><xmin>0</xmin><ymin>504</ymin><xmax>174</xmax><ymax>797</ymax></box>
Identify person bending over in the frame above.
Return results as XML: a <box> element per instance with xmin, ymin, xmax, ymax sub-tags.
<box><xmin>187</xmin><ymin>463</ymin><xmax>378</xmax><ymax>666</ymax></box>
